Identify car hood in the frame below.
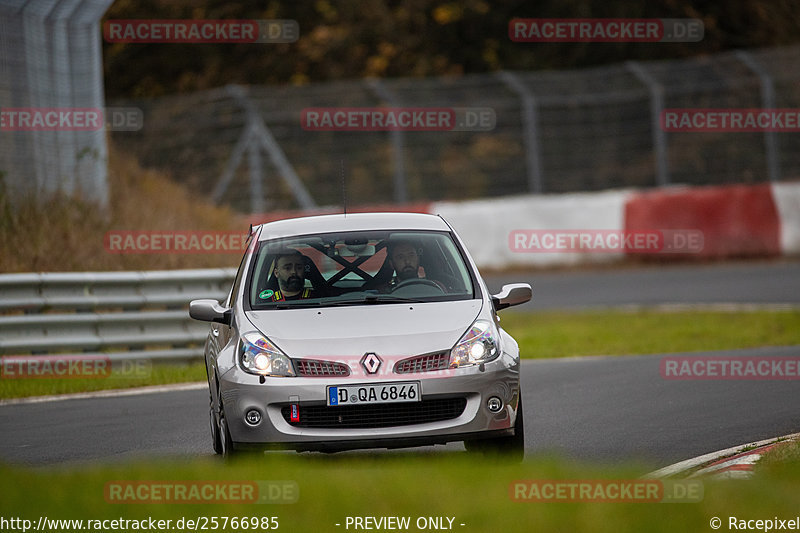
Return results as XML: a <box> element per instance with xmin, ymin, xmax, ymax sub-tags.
<box><xmin>245</xmin><ymin>299</ymin><xmax>482</xmax><ymax>359</ymax></box>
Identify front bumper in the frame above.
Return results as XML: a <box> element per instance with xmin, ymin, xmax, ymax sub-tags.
<box><xmin>218</xmin><ymin>353</ymin><xmax>521</xmax><ymax>451</ymax></box>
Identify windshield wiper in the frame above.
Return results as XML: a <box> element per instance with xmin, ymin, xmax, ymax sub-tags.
<box><xmin>324</xmin><ymin>295</ymin><xmax>428</xmax><ymax>306</ymax></box>
<box><xmin>271</xmin><ymin>301</ymin><xmax>323</xmax><ymax>309</ymax></box>
<box><xmin>372</xmin><ymin>295</ymin><xmax>428</xmax><ymax>303</ymax></box>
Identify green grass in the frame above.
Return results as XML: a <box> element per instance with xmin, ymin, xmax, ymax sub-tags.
<box><xmin>758</xmin><ymin>439</ymin><xmax>800</xmax><ymax>469</ymax></box>
<box><xmin>501</xmin><ymin>309</ymin><xmax>800</xmax><ymax>359</ymax></box>
<box><xmin>2</xmin><ymin>310</ymin><xmax>798</xmax><ymax>400</ymax></box>
<box><xmin>1</xmin><ymin>452</ymin><xmax>799</xmax><ymax>533</ymax></box>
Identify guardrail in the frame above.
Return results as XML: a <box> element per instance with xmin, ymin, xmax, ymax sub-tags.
<box><xmin>0</xmin><ymin>268</ymin><xmax>236</xmax><ymax>363</ymax></box>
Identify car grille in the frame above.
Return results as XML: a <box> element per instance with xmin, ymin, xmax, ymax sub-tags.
<box><xmin>281</xmin><ymin>398</ymin><xmax>467</xmax><ymax>429</ymax></box>
<box><xmin>295</xmin><ymin>359</ymin><xmax>350</xmax><ymax>377</ymax></box>
<box><xmin>394</xmin><ymin>351</ymin><xmax>450</xmax><ymax>374</ymax></box>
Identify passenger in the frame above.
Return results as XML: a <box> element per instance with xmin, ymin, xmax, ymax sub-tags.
<box><xmin>382</xmin><ymin>240</ymin><xmax>446</xmax><ymax>292</ymax></box>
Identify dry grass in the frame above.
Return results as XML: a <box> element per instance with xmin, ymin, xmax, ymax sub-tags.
<box><xmin>0</xmin><ymin>144</ymin><xmax>247</xmax><ymax>272</ymax></box>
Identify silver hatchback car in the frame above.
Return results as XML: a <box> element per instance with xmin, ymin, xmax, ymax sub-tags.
<box><xmin>190</xmin><ymin>213</ymin><xmax>531</xmax><ymax>459</ymax></box>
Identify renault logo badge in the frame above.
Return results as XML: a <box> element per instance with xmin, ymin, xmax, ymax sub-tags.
<box><xmin>361</xmin><ymin>352</ymin><xmax>382</xmax><ymax>374</ymax></box>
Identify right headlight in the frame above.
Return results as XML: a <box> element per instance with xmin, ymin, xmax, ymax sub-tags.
<box><xmin>238</xmin><ymin>332</ymin><xmax>295</xmax><ymax>377</ymax></box>
<box><xmin>449</xmin><ymin>319</ymin><xmax>501</xmax><ymax>368</ymax></box>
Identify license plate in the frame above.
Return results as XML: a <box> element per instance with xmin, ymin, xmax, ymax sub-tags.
<box><xmin>327</xmin><ymin>382</ymin><xmax>420</xmax><ymax>406</ymax></box>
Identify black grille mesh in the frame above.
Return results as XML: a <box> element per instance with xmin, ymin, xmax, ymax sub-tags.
<box><xmin>281</xmin><ymin>398</ymin><xmax>467</xmax><ymax>429</ymax></box>
<box><xmin>394</xmin><ymin>352</ymin><xmax>450</xmax><ymax>374</ymax></box>
<box><xmin>295</xmin><ymin>359</ymin><xmax>350</xmax><ymax>377</ymax></box>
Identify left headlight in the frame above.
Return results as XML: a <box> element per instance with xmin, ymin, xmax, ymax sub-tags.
<box><xmin>449</xmin><ymin>319</ymin><xmax>501</xmax><ymax>367</ymax></box>
<box><xmin>239</xmin><ymin>332</ymin><xmax>295</xmax><ymax>377</ymax></box>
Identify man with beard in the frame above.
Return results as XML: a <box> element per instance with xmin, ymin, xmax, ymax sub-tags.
<box><xmin>382</xmin><ymin>240</ymin><xmax>447</xmax><ymax>293</ymax></box>
<box><xmin>268</xmin><ymin>249</ymin><xmax>316</xmax><ymax>301</ymax></box>
<box><xmin>388</xmin><ymin>240</ymin><xmax>421</xmax><ymax>284</ymax></box>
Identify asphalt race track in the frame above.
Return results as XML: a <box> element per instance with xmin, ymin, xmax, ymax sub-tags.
<box><xmin>1</xmin><ymin>260</ymin><xmax>798</xmax><ymax>467</ymax></box>
<box><xmin>1</xmin><ymin>346</ymin><xmax>798</xmax><ymax>467</ymax></box>
<box><xmin>484</xmin><ymin>259</ymin><xmax>800</xmax><ymax>311</ymax></box>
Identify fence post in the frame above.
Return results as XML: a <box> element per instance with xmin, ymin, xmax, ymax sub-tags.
<box><xmin>247</xmin><ymin>131</ymin><xmax>266</xmax><ymax>214</ymax></box>
<box><xmin>497</xmin><ymin>71</ymin><xmax>544</xmax><ymax>194</ymax></box>
<box><xmin>366</xmin><ymin>79</ymin><xmax>408</xmax><ymax>203</ymax></box>
<box><xmin>736</xmin><ymin>50</ymin><xmax>781</xmax><ymax>182</ymax></box>
<box><xmin>216</xmin><ymin>85</ymin><xmax>316</xmax><ymax>212</ymax></box>
<box><xmin>212</xmin><ymin>122</ymin><xmax>252</xmax><ymax>204</ymax></box>
<box><xmin>626</xmin><ymin>61</ymin><xmax>670</xmax><ymax>187</ymax></box>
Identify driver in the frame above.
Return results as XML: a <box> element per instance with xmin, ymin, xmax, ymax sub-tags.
<box><xmin>265</xmin><ymin>249</ymin><xmax>316</xmax><ymax>301</ymax></box>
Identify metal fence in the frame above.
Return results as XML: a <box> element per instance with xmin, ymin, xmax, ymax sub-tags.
<box><xmin>110</xmin><ymin>45</ymin><xmax>800</xmax><ymax>214</ymax></box>
<box><xmin>0</xmin><ymin>0</ymin><xmax>113</xmax><ymax>208</ymax></box>
<box><xmin>0</xmin><ymin>268</ymin><xmax>235</xmax><ymax>362</ymax></box>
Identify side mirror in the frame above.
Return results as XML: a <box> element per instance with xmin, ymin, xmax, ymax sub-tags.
<box><xmin>491</xmin><ymin>283</ymin><xmax>532</xmax><ymax>311</ymax></box>
<box><xmin>189</xmin><ymin>299</ymin><xmax>232</xmax><ymax>325</ymax></box>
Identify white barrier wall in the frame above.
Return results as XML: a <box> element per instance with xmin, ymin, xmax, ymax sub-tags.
<box><xmin>772</xmin><ymin>182</ymin><xmax>800</xmax><ymax>255</ymax></box>
<box><xmin>432</xmin><ymin>190</ymin><xmax>631</xmax><ymax>269</ymax></box>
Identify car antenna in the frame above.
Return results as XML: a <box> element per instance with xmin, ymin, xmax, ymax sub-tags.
<box><xmin>340</xmin><ymin>158</ymin><xmax>347</xmax><ymax>217</ymax></box>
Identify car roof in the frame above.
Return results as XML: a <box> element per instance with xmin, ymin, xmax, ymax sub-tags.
<box><xmin>255</xmin><ymin>212</ymin><xmax>451</xmax><ymax>241</ymax></box>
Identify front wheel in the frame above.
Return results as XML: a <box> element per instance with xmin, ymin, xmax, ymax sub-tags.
<box><xmin>465</xmin><ymin>395</ymin><xmax>525</xmax><ymax>462</ymax></box>
<box><xmin>218</xmin><ymin>403</ymin><xmax>236</xmax><ymax>459</ymax></box>
<box><xmin>209</xmin><ymin>386</ymin><xmax>222</xmax><ymax>454</ymax></box>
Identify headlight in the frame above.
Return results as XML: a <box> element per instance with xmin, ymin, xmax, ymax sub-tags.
<box><xmin>449</xmin><ymin>319</ymin><xmax>501</xmax><ymax>368</ymax></box>
<box><xmin>239</xmin><ymin>332</ymin><xmax>295</xmax><ymax>377</ymax></box>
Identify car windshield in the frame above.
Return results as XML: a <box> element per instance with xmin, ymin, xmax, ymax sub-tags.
<box><xmin>247</xmin><ymin>230</ymin><xmax>476</xmax><ymax>309</ymax></box>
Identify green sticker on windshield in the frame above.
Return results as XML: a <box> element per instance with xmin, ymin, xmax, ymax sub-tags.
<box><xmin>259</xmin><ymin>289</ymin><xmax>274</xmax><ymax>299</ymax></box>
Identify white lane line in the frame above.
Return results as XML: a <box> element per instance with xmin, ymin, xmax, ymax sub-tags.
<box><xmin>0</xmin><ymin>382</ymin><xmax>207</xmax><ymax>406</ymax></box>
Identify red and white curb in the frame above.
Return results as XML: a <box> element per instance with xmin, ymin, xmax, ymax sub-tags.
<box><xmin>647</xmin><ymin>432</ymin><xmax>800</xmax><ymax>480</ymax></box>
<box><xmin>688</xmin><ymin>441</ymin><xmax>788</xmax><ymax>480</ymax></box>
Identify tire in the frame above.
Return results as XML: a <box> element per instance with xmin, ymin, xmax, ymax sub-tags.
<box><xmin>209</xmin><ymin>387</ymin><xmax>223</xmax><ymax>454</ymax></box>
<box><xmin>465</xmin><ymin>395</ymin><xmax>525</xmax><ymax>462</ymax></box>
<box><xmin>214</xmin><ymin>374</ymin><xmax>236</xmax><ymax>459</ymax></box>
<box><xmin>210</xmin><ymin>405</ymin><xmax>223</xmax><ymax>455</ymax></box>
<box><xmin>218</xmin><ymin>402</ymin><xmax>236</xmax><ymax>459</ymax></box>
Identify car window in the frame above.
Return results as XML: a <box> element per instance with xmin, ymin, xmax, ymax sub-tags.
<box><xmin>248</xmin><ymin>230</ymin><xmax>475</xmax><ymax>308</ymax></box>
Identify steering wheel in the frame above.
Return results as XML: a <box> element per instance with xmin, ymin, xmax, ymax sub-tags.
<box><xmin>390</xmin><ymin>278</ymin><xmax>445</xmax><ymax>294</ymax></box>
